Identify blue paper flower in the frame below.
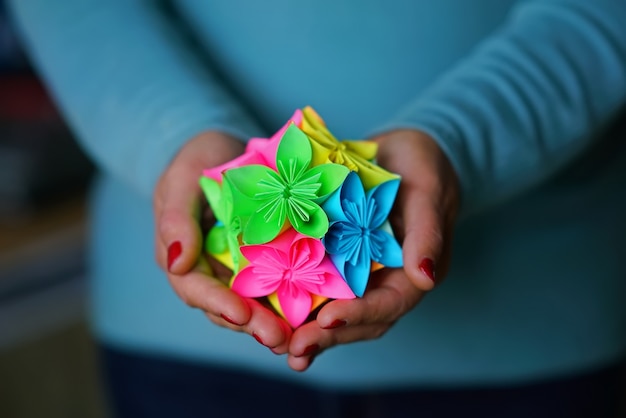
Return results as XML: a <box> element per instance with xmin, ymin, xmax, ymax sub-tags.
<box><xmin>322</xmin><ymin>172</ymin><xmax>403</xmax><ymax>297</ymax></box>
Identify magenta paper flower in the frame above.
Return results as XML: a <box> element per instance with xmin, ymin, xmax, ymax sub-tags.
<box><xmin>202</xmin><ymin>149</ymin><xmax>266</xmax><ymax>183</ymax></box>
<box><xmin>231</xmin><ymin>228</ymin><xmax>355</xmax><ymax>327</ymax></box>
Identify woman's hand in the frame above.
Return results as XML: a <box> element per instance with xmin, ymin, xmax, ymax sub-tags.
<box><xmin>286</xmin><ymin>129</ymin><xmax>460</xmax><ymax>371</ymax></box>
<box><xmin>153</xmin><ymin>131</ymin><xmax>293</xmax><ymax>354</ymax></box>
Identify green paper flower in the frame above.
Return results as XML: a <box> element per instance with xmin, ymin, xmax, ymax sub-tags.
<box><xmin>224</xmin><ymin>124</ymin><xmax>350</xmax><ymax>244</ymax></box>
<box><xmin>199</xmin><ymin>176</ymin><xmax>244</xmax><ymax>272</ymax></box>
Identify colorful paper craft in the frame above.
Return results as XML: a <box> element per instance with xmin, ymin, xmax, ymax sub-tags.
<box><xmin>322</xmin><ymin>172</ymin><xmax>403</xmax><ymax>297</ymax></box>
<box><xmin>199</xmin><ymin>107</ymin><xmax>403</xmax><ymax>328</ymax></box>
<box><xmin>232</xmin><ymin>229</ymin><xmax>354</xmax><ymax>328</ymax></box>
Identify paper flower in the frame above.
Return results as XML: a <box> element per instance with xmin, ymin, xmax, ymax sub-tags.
<box><xmin>199</xmin><ymin>176</ymin><xmax>245</xmax><ymax>272</ymax></box>
<box><xmin>203</xmin><ymin>110</ymin><xmax>304</xmax><ymax>182</ymax></box>
<box><xmin>322</xmin><ymin>172</ymin><xmax>403</xmax><ymax>297</ymax></box>
<box><xmin>246</xmin><ymin>109</ymin><xmax>304</xmax><ymax>171</ymax></box>
<box><xmin>199</xmin><ymin>107</ymin><xmax>404</xmax><ymax>328</ymax></box>
<box><xmin>301</xmin><ymin>106</ymin><xmax>399</xmax><ymax>190</ymax></box>
<box><xmin>202</xmin><ymin>150</ymin><xmax>266</xmax><ymax>184</ymax></box>
<box><xmin>224</xmin><ymin>124</ymin><xmax>349</xmax><ymax>244</ymax></box>
<box><xmin>232</xmin><ymin>228</ymin><xmax>355</xmax><ymax>327</ymax></box>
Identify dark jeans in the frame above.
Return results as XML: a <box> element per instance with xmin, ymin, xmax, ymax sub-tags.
<box><xmin>100</xmin><ymin>345</ymin><xmax>626</xmax><ymax>418</ymax></box>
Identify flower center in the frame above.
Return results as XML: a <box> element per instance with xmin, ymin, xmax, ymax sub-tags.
<box><xmin>282</xmin><ymin>268</ymin><xmax>294</xmax><ymax>282</ymax></box>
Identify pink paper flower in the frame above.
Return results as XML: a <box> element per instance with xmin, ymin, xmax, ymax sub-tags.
<box><xmin>202</xmin><ymin>150</ymin><xmax>266</xmax><ymax>183</ymax></box>
<box><xmin>231</xmin><ymin>228</ymin><xmax>355</xmax><ymax>327</ymax></box>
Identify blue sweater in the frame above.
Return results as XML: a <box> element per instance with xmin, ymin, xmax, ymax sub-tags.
<box><xmin>9</xmin><ymin>0</ymin><xmax>626</xmax><ymax>387</ymax></box>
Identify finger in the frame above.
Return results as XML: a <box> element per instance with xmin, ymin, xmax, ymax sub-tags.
<box><xmin>207</xmin><ymin>300</ymin><xmax>293</xmax><ymax>354</ymax></box>
<box><xmin>287</xmin><ymin>353</ymin><xmax>315</xmax><ymax>372</ymax></box>
<box><xmin>375</xmin><ymin>131</ymin><xmax>458</xmax><ymax>291</ymax></box>
<box><xmin>167</xmin><ymin>258</ymin><xmax>251</xmax><ymax>326</ymax></box>
<box><xmin>400</xmin><ymin>189</ymin><xmax>443</xmax><ymax>291</ymax></box>
<box><xmin>316</xmin><ymin>268</ymin><xmax>422</xmax><ymax>328</ymax></box>
<box><xmin>157</xmin><ymin>160</ymin><xmax>205</xmax><ymax>275</ymax></box>
<box><xmin>242</xmin><ymin>299</ymin><xmax>292</xmax><ymax>352</ymax></box>
<box><xmin>154</xmin><ymin>133</ymin><xmax>245</xmax><ymax>275</ymax></box>
<box><xmin>288</xmin><ymin>271</ymin><xmax>420</xmax><ymax>356</ymax></box>
<box><xmin>287</xmin><ymin>322</ymin><xmax>389</xmax><ymax>372</ymax></box>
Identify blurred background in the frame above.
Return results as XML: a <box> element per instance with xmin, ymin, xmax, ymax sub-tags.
<box><xmin>0</xmin><ymin>2</ymin><xmax>624</xmax><ymax>418</ymax></box>
<box><xmin>0</xmin><ymin>2</ymin><xmax>106</xmax><ymax>416</ymax></box>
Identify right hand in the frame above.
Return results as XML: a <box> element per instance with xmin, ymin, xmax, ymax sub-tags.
<box><xmin>153</xmin><ymin>131</ymin><xmax>293</xmax><ymax>354</ymax></box>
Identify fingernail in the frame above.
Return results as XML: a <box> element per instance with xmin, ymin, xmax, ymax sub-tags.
<box><xmin>220</xmin><ymin>313</ymin><xmax>242</xmax><ymax>326</ymax></box>
<box><xmin>252</xmin><ymin>333</ymin><xmax>267</xmax><ymax>347</ymax></box>
<box><xmin>323</xmin><ymin>319</ymin><xmax>347</xmax><ymax>329</ymax></box>
<box><xmin>419</xmin><ymin>258</ymin><xmax>436</xmax><ymax>282</ymax></box>
<box><xmin>167</xmin><ymin>241</ymin><xmax>182</xmax><ymax>271</ymax></box>
<box><xmin>300</xmin><ymin>344</ymin><xmax>320</xmax><ymax>357</ymax></box>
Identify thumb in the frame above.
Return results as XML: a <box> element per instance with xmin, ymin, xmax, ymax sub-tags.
<box><xmin>154</xmin><ymin>132</ymin><xmax>244</xmax><ymax>275</ymax></box>
<box><xmin>374</xmin><ymin>130</ymin><xmax>459</xmax><ymax>292</ymax></box>
<box><xmin>156</xmin><ymin>153</ymin><xmax>205</xmax><ymax>275</ymax></box>
<box><xmin>399</xmin><ymin>188</ymin><xmax>444</xmax><ymax>291</ymax></box>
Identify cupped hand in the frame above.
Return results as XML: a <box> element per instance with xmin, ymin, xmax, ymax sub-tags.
<box><xmin>153</xmin><ymin>131</ymin><xmax>292</xmax><ymax>354</ymax></box>
<box><xmin>287</xmin><ymin>129</ymin><xmax>460</xmax><ymax>371</ymax></box>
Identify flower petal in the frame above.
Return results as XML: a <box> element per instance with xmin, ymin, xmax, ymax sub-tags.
<box><xmin>246</xmin><ymin>109</ymin><xmax>303</xmax><ymax>170</ymax></box>
<box><xmin>350</xmin><ymin>153</ymin><xmax>400</xmax><ymax>190</ymax></box>
<box><xmin>231</xmin><ymin>265</ymin><xmax>280</xmax><ymax>298</ymax></box>
<box><xmin>343</xmin><ymin>254</ymin><xmax>372</xmax><ymax>297</ymax></box>
<box><xmin>306</xmin><ymin>163</ymin><xmax>350</xmax><ymax>201</ymax></box>
<box><xmin>202</xmin><ymin>151</ymin><xmax>266</xmax><ymax>183</ymax></box>
<box><xmin>207</xmin><ymin>224</ymin><xmax>227</xmax><ymax>254</ymax></box>
<box><xmin>242</xmin><ymin>205</ymin><xmax>285</xmax><ymax>244</ymax></box>
<box><xmin>370</xmin><ymin>229</ymin><xmax>403</xmax><ymax>268</ymax></box>
<box><xmin>199</xmin><ymin>176</ymin><xmax>225</xmax><ymax>221</ymax></box>
<box><xmin>321</xmin><ymin>171</ymin><xmax>364</xmax><ymax>224</ymax></box>
<box><xmin>276</xmin><ymin>124</ymin><xmax>312</xmax><ymax>179</ymax></box>
<box><xmin>224</xmin><ymin>165</ymin><xmax>277</xmax><ymax>199</ymax></box>
<box><xmin>290</xmin><ymin>203</ymin><xmax>328</xmax><ymax>238</ymax></box>
<box><xmin>289</xmin><ymin>235</ymin><xmax>326</xmax><ymax>271</ymax></box>
<box><xmin>367</xmin><ymin>179</ymin><xmax>401</xmax><ymax>228</ymax></box>
<box><xmin>343</xmin><ymin>140</ymin><xmax>378</xmax><ymax>161</ymax></box>
<box><xmin>315</xmin><ymin>257</ymin><xmax>356</xmax><ymax>299</ymax></box>
<box><xmin>277</xmin><ymin>282</ymin><xmax>312</xmax><ymax>328</ymax></box>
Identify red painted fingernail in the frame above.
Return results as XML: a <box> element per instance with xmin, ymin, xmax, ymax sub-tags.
<box><xmin>220</xmin><ymin>314</ymin><xmax>242</xmax><ymax>326</ymax></box>
<box><xmin>167</xmin><ymin>241</ymin><xmax>182</xmax><ymax>271</ymax></box>
<box><xmin>301</xmin><ymin>344</ymin><xmax>320</xmax><ymax>357</ymax></box>
<box><xmin>323</xmin><ymin>319</ymin><xmax>347</xmax><ymax>329</ymax></box>
<box><xmin>252</xmin><ymin>333</ymin><xmax>267</xmax><ymax>347</ymax></box>
<box><xmin>419</xmin><ymin>258</ymin><xmax>436</xmax><ymax>282</ymax></box>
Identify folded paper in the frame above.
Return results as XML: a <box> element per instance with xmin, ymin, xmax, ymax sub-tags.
<box><xmin>199</xmin><ymin>107</ymin><xmax>403</xmax><ymax>328</ymax></box>
<box><xmin>322</xmin><ymin>172</ymin><xmax>403</xmax><ymax>297</ymax></box>
<box><xmin>224</xmin><ymin>124</ymin><xmax>349</xmax><ymax>245</ymax></box>
<box><xmin>232</xmin><ymin>228</ymin><xmax>355</xmax><ymax>328</ymax></box>
<box><xmin>301</xmin><ymin>106</ymin><xmax>399</xmax><ymax>190</ymax></box>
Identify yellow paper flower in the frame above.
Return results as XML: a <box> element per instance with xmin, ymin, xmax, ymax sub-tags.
<box><xmin>301</xmin><ymin>106</ymin><xmax>398</xmax><ymax>190</ymax></box>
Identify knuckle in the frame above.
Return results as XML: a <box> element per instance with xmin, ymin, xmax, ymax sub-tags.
<box><xmin>158</xmin><ymin>210</ymin><xmax>181</xmax><ymax>233</ymax></box>
<box><xmin>368</xmin><ymin>325</ymin><xmax>391</xmax><ymax>341</ymax></box>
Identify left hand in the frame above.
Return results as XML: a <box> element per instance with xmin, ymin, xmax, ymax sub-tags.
<box><xmin>286</xmin><ymin>129</ymin><xmax>460</xmax><ymax>371</ymax></box>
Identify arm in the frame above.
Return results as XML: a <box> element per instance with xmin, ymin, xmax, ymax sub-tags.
<box><xmin>289</xmin><ymin>0</ymin><xmax>626</xmax><ymax>369</ymax></box>
<box><xmin>7</xmin><ymin>0</ymin><xmax>264</xmax><ymax>196</ymax></box>
<box><xmin>9</xmin><ymin>0</ymin><xmax>292</xmax><ymax>354</ymax></box>
<box><xmin>374</xmin><ymin>0</ymin><xmax>626</xmax><ymax>217</ymax></box>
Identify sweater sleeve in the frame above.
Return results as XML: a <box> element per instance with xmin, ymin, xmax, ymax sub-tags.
<box><xmin>373</xmin><ymin>0</ymin><xmax>626</xmax><ymax>217</ymax></box>
<box><xmin>7</xmin><ymin>0</ymin><xmax>265</xmax><ymax>197</ymax></box>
